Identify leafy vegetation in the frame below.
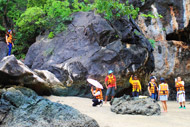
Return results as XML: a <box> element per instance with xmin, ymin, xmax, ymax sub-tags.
<box><xmin>93</xmin><ymin>0</ymin><xmax>140</xmax><ymax>20</ymax></box>
<box><xmin>48</xmin><ymin>32</ymin><xmax>54</xmax><ymax>39</ymax></box>
<box><xmin>141</xmin><ymin>12</ymin><xmax>163</xmax><ymax>19</ymax></box>
<box><xmin>148</xmin><ymin>39</ymin><xmax>156</xmax><ymax>48</ymax></box>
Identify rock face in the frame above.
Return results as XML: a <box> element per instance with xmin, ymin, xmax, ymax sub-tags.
<box><xmin>136</xmin><ymin>0</ymin><xmax>190</xmax><ymax>99</ymax></box>
<box><xmin>0</xmin><ymin>55</ymin><xmax>67</xmax><ymax>96</ymax></box>
<box><xmin>24</xmin><ymin>11</ymin><xmax>154</xmax><ymax>93</ymax></box>
<box><xmin>111</xmin><ymin>95</ymin><xmax>161</xmax><ymax>116</ymax></box>
<box><xmin>0</xmin><ymin>41</ymin><xmax>8</xmax><ymax>60</ymax></box>
<box><xmin>0</xmin><ymin>87</ymin><xmax>99</xmax><ymax>127</ymax></box>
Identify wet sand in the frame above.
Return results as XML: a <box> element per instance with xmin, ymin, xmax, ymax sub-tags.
<box><xmin>46</xmin><ymin>96</ymin><xmax>190</xmax><ymax>127</ymax></box>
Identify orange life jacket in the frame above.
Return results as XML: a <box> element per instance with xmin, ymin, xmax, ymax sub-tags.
<box><xmin>176</xmin><ymin>81</ymin><xmax>185</xmax><ymax>91</ymax></box>
<box><xmin>132</xmin><ymin>80</ymin><xmax>140</xmax><ymax>90</ymax></box>
<box><xmin>95</xmin><ymin>89</ymin><xmax>103</xmax><ymax>100</ymax></box>
<box><xmin>149</xmin><ymin>82</ymin><xmax>157</xmax><ymax>93</ymax></box>
<box><xmin>7</xmin><ymin>34</ymin><xmax>13</xmax><ymax>43</ymax></box>
<box><xmin>159</xmin><ymin>83</ymin><xmax>168</xmax><ymax>95</ymax></box>
<box><xmin>107</xmin><ymin>75</ymin><xmax>115</xmax><ymax>85</ymax></box>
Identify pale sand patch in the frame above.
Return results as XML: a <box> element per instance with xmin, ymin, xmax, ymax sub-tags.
<box><xmin>46</xmin><ymin>96</ymin><xmax>190</xmax><ymax>127</ymax></box>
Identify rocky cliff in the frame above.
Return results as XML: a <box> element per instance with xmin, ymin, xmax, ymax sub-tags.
<box><xmin>24</xmin><ymin>11</ymin><xmax>154</xmax><ymax>96</ymax></box>
<box><xmin>0</xmin><ymin>41</ymin><xmax>8</xmax><ymax>60</ymax></box>
<box><xmin>137</xmin><ymin>0</ymin><xmax>190</xmax><ymax>99</ymax></box>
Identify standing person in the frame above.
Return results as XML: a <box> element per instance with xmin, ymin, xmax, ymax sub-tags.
<box><xmin>129</xmin><ymin>75</ymin><xmax>141</xmax><ymax>97</ymax></box>
<box><xmin>104</xmin><ymin>70</ymin><xmax>117</xmax><ymax>104</ymax></box>
<box><xmin>91</xmin><ymin>86</ymin><xmax>103</xmax><ymax>107</ymax></box>
<box><xmin>148</xmin><ymin>76</ymin><xmax>158</xmax><ymax>100</ymax></box>
<box><xmin>5</xmin><ymin>30</ymin><xmax>14</xmax><ymax>56</ymax></box>
<box><xmin>175</xmin><ymin>77</ymin><xmax>186</xmax><ymax>109</ymax></box>
<box><xmin>158</xmin><ymin>78</ymin><xmax>169</xmax><ymax>112</ymax></box>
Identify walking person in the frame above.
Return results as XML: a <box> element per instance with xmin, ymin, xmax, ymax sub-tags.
<box><xmin>148</xmin><ymin>76</ymin><xmax>158</xmax><ymax>100</ymax></box>
<box><xmin>5</xmin><ymin>30</ymin><xmax>14</xmax><ymax>56</ymax></box>
<box><xmin>104</xmin><ymin>70</ymin><xmax>117</xmax><ymax>104</ymax></box>
<box><xmin>175</xmin><ymin>77</ymin><xmax>186</xmax><ymax>109</ymax></box>
<box><xmin>129</xmin><ymin>75</ymin><xmax>141</xmax><ymax>97</ymax></box>
<box><xmin>158</xmin><ymin>78</ymin><xmax>169</xmax><ymax>112</ymax></box>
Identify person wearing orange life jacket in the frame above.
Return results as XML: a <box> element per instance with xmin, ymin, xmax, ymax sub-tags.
<box><xmin>148</xmin><ymin>76</ymin><xmax>158</xmax><ymax>100</ymax></box>
<box><xmin>158</xmin><ymin>78</ymin><xmax>169</xmax><ymax>112</ymax></box>
<box><xmin>5</xmin><ymin>30</ymin><xmax>14</xmax><ymax>56</ymax></box>
<box><xmin>104</xmin><ymin>70</ymin><xmax>117</xmax><ymax>104</ymax></box>
<box><xmin>91</xmin><ymin>86</ymin><xmax>103</xmax><ymax>107</ymax></box>
<box><xmin>175</xmin><ymin>77</ymin><xmax>186</xmax><ymax>109</ymax></box>
<box><xmin>129</xmin><ymin>75</ymin><xmax>141</xmax><ymax>97</ymax></box>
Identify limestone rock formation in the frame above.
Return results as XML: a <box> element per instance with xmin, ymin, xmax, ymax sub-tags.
<box><xmin>111</xmin><ymin>95</ymin><xmax>161</xmax><ymax>116</ymax></box>
<box><xmin>0</xmin><ymin>55</ymin><xmax>67</xmax><ymax>96</ymax></box>
<box><xmin>136</xmin><ymin>0</ymin><xmax>190</xmax><ymax>99</ymax></box>
<box><xmin>0</xmin><ymin>87</ymin><xmax>99</xmax><ymax>127</ymax></box>
<box><xmin>0</xmin><ymin>41</ymin><xmax>8</xmax><ymax>60</ymax></box>
<box><xmin>24</xmin><ymin>12</ymin><xmax>154</xmax><ymax>94</ymax></box>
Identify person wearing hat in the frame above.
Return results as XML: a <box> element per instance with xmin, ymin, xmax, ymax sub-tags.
<box><xmin>148</xmin><ymin>76</ymin><xmax>158</xmax><ymax>100</ymax></box>
<box><xmin>158</xmin><ymin>78</ymin><xmax>169</xmax><ymax>112</ymax></box>
<box><xmin>104</xmin><ymin>70</ymin><xmax>117</xmax><ymax>104</ymax></box>
<box><xmin>5</xmin><ymin>30</ymin><xmax>14</xmax><ymax>56</ymax></box>
<box><xmin>129</xmin><ymin>75</ymin><xmax>141</xmax><ymax>97</ymax></box>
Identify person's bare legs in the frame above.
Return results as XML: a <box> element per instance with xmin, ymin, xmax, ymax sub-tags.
<box><xmin>180</xmin><ymin>102</ymin><xmax>182</xmax><ymax>107</ymax></box>
<box><xmin>164</xmin><ymin>101</ymin><xmax>167</xmax><ymax>112</ymax></box>
<box><xmin>183</xmin><ymin>101</ymin><xmax>185</xmax><ymax>106</ymax></box>
<box><xmin>105</xmin><ymin>96</ymin><xmax>108</xmax><ymax>104</ymax></box>
<box><xmin>161</xmin><ymin>101</ymin><xmax>166</xmax><ymax>112</ymax></box>
<box><xmin>183</xmin><ymin>101</ymin><xmax>186</xmax><ymax>109</ymax></box>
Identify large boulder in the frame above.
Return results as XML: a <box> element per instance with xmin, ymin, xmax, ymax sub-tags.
<box><xmin>0</xmin><ymin>55</ymin><xmax>67</xmax><ymax>96</ymax></box>
<box><xmin>24</xmin><ymin>12</ymin><xmax>154</xmax><ymax>95</ymax></box>
<box><xmin>0</xmin><ymin>41</ymin><xmax>8</xmax><ymax>60</ymax></box>
<box><xmin>111</xmin><ymin>95</ymin><xmax>161</xmax><ymax>116</ymax></box>
<box><xmin>0</xmin><ymin>87</ymin><xmax>99</xmax><ymax>127</ymax></box>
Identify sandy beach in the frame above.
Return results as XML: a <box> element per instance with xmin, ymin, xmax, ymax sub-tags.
<box><xmin>46</xmin><ymin>96</ymin><xmax>190</xmax><ymax>127</ymax></box>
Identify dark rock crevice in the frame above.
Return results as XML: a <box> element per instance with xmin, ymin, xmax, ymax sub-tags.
<box><xmin>166</xmin><ymin>23</ymin><xmax>190</xmax><ymax>44</ymax></box>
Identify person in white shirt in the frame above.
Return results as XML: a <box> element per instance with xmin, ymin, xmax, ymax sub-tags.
<box><xmin>175</xmin><ymin>77</ymin><xmax>186</xmax><ymax>109</ymax></box>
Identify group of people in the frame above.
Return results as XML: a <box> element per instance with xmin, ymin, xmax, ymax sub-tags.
<box><xmin>90</xmin><ymin>70</ymin><xmax>186</xmax><ymax>112</ymax></box>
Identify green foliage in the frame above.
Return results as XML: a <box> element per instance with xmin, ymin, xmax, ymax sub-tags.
<box><xmin>141</xmin><ymin>12</ymin><xmax>163</xmax><ymax>19</ymax></box>
<box><xmin>17</xmin><ymin>7</ymin><xmax>46</xmax><ymax>33</ymax></box>
<box><xmin>72</xmin><ymin>0</ymin><xmax>92</xmax><ymax>12</ymax></box>
<box><xmin>162</xmin><ymin>27</ymin><xmax>166</xmax><ymax>31</ymax></box>
<box><xmin>44</xmin><ymin>0</ymin><xmax>72</xmax><ymax>33</ymax></box>
<box><xmin>12</xmin><ymin>31</ymin><xmax>30</xmax><ymax>59</ymax></box>
<box><xmin>48</xmin><ymin>32</ymin><xmax>54</xmax><ymax>39</ymax></box>
<box><xmin>27</xmin><ymin>0</ymin><xmax>47</xmax><ymax>8</ymax></box>
<box><xmin>94</xmin><ymin>0</ymin><xmax>139</xmax><ymax>20</ymax></box>
<box><xmin>148</xmin><ymin>39</ymin><xmax>156</xmax><ymax>48</ymax></box>
<box><xmin>0</xmin><ymin>25</ymin><xmax>5</xmax><ymax>31</ymax></box>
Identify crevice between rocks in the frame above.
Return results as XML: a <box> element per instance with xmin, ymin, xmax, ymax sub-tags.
<box><xmin>166</xmin><ymin>23</ymin><xmax>190</xmax><ymax>44</ymax></box>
